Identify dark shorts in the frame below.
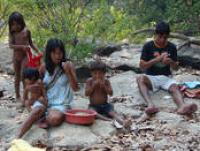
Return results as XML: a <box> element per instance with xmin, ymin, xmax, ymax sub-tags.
<box><xmin>89</xmin><ymin>103</ymin><xmax>114</xmax><ymax>117</ymax></box>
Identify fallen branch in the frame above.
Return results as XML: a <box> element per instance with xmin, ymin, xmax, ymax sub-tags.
<box><xmin>177</xmin><ymin>41</ymin><xmax>190</xmax><ymax>50</ymax></box>
<box><xmin>133</xmin><ymin>28</ymin><xmax>200</xmax><ymax>46</ymax></box>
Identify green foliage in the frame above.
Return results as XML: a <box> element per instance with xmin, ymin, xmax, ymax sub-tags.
<box><xmin>0</xmin><ymin>0</ymin><xmax>200</xmax><ymax>59</ymax></box>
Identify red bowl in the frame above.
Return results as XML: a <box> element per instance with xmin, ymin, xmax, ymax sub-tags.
<box><xmin>65</xmin><ymin>109</ymin><xmax>97</xmax><ymax>125</ymax></box>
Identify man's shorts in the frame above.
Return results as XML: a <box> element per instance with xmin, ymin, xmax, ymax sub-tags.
<box><xmin>146</xmin><ymin>75</ymin><xmax>176</xmax><ymax>92</ymax></box>
<box><xmin>89</xmin><ymin>103</ymin><xmax>114</xmax><ymax>117</ymax></box>
<box><xmin>32</xmin><ymin>101</ymin><xmax>68</xmax><ymax>113</ymax></box>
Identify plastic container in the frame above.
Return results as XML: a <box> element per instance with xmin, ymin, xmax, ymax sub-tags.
<box><xmin>65</xmin><ymin>109</ymin><xmax>97</xmax><ymax>125</ymax></box>
<box><xmin>25</xmin><ymin>47</ymin><xmax>43</xmax><ymax>68</ymax></box>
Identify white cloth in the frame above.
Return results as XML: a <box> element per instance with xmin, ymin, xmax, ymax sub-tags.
<box><xmin>146</xmin><ymin>75</ymin><xmax>176</xmax><ymax>92</ymax></box>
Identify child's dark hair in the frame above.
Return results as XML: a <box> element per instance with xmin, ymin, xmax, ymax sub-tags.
<box><xmin>155</xmin><ymin>21</ymin><xmax>170</xmax><ymax>35</ymax></box>
<box><xmin>8</xmin><ymin>12</ymin><xmax>26</xmax><ymax>35</ymax></box>
<box><xmin>45</xmin><ymin>38</ymin><xmax>67</xmax><ymax>75</ymax></box>
<box><xmin>23</xmin><ymin>68</ymin><xmax>40</xmax><ymax>81</ymax></box>
<box><xmin>90</xmin><ymin>60</ymin><xmax>106</xmax><ymax>73</ymax></box>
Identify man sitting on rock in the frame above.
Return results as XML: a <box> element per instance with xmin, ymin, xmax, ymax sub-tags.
<box><xmin>137</xmin><ymin>21</ymin><xmax>197</xmax><ymax>120</ymax></box>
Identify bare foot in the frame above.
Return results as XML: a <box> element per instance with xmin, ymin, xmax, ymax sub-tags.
<box><xmin>123</xmin><ymin>118</ymin><xmax>132</xmax><ymax>129</ymax></box>
<box><xmin>140</xmin><ymin>144</ymin><xmax>155</xmax><ymax>151</ymax></box>
<box><xmin>38</xmin><ymin>121</ymin><xmax>49</xmax><ymax>129</ymax></box>
<box><xmin>145</xmin><ymin>107</ymin><xmax>159</xmax><ymax>115</ymax></box>
<box><xmin>137</xmin><ymin>113</ymin><xmax>151</xmax><ymax>123</ymax></box>
<box><xmin>184</xmin><ymin>113</ymin><xmax>194</xmax><ymax>120</ymax></box>
<box><xmin>177</xmin><ymin>103</ymin><xmax>197</xmax><ymax>115</ymax></box>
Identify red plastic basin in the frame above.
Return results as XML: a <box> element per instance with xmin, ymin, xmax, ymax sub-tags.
<box><xmin>65</xmin><ymin>109</ymin><xmax>97</xmax><ymax>125</ymax></box>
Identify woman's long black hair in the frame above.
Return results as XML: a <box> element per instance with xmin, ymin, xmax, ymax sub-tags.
<box><xmin>8</xmin><ymin>12</ymin><xmax>26</xmax><ymax>35</ymax></box>
<box><xmin>45</xmin><ymin>38</ymin><xmax>67</xmax><ymax>75</ymax></box>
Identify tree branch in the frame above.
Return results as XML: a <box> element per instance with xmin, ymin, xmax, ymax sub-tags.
<box><xmin>133</xmin><ymin>28</ymin><xmax>200</xmax><ymax>46</ymax></box>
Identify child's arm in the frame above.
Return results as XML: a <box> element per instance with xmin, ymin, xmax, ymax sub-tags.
<box><xmin>28</xmin><ymin>30</ymin><xmax>40</xmax><ymax>53</ymax></box>
<box><xmin>62</xmin><ymin>61</ymin><xmax>79</xmax><ymax>91</ymax></box>
<box><xmin>39</xmin><ymin>81</ymin><xmax>48</xmax><ymax>107</ymax></box>
<box><xmin>23</xmin><ymin>88</ymin><xmax>32</xmax><ymax>109</ymax></box>
<box><xmin>85</xmin><ymin>79</ymin><xmax>98</xmax><ymax>96</ymax></box>
<box><xmin>101</xmin><ymin>79</ymin><xmax>113</xmax><ymax>96</ymax></box>
<box><xmin>8</xmin><ymin>34</ymin><xmax>28</xmax><ymax>50</ymax></box>
<box><xmin>23</xmin><ymin>88</ymin><xmax>28</xmax><ymax>101</ymax></box>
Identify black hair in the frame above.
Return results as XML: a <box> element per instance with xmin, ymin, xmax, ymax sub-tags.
<box><xmin>23</xmin><ymin>68</ymin><xmax>40</xmax><ymax>81</ymax></box>
<box><xmin>8</xmin><ymin>12</ymin><xmax>26</xmax><ymax>35</ymax></box>
<box><xmin>45</xmin><ymin>38</ymin><xmax>67</xmax><ymax>75</ymax></box>
<box><xmin>90</xmin><ymin>60</ymin><xmax>106</xmax><ymax>73</ymax></box>
<box><xmin>155</xmin><ymin>21</ymin><xmax>170</xmax><ymax>35</ymax></box>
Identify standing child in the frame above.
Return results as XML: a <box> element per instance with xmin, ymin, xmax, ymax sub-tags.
<box><xmin>8</xmin><ymin>12</ymin><xmax>40</xmax><ymax>105</ymax></box>
<box><xmin>23</xmin><ymin>68</ymin><xmax>47</xmax><ymax>112</ymax></box>
<box><xmin>85</xmin><ymin>61</ymin><xmax>131</xmax><ymax>128</ymax></box>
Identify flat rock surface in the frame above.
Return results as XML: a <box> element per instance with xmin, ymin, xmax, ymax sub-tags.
<box><xmin>1</xmin><ymin>42</ymin><xmax>200</xmax><ymax>150</ymax></box>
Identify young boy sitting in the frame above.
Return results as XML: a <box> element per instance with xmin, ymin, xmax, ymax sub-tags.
<box><xmin>85</xmin><ymin>60</ymin><xmax>131</xmax><ymax>128</ymax></box>
<box><xmin>23</xmin><ymin>68</ymin><xmax>47</xmax><ymax>111</ymax></box>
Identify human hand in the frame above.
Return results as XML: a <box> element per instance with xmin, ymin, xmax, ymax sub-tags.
<box><xmin>162</xmin><ymin>57</ymin><xmax>173</xmax><ymax>65</ymax></box>
<box><xmin>155</xmin><ymin>54</ymin><xmax>163</xmax><ymax>62</ymax></box>
<box><xmin>99</xmin><ymin>79</ymin><xmax>106</xmax><ymax>88</ymax></box>
<box><xmin>93</xmin><ymin>79</ymin><xmax>101</xmax><ymax>87</ymax></box>
<box><xmin>161</xmin><ymin>52</ymin><xmax>168</xmax><ymax>59</ymax></box>
<box><xmin>22</xmin><ymin>45</ymin><xmax>30</xmax><ymax>52</ymax></box>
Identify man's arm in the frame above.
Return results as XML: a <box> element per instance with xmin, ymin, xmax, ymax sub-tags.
<box><xmin>162</xmin><ymin>44</ymin><xmax>178</xmax><ymax>70</ymax></box>
<box><xmin>162</xmin><ymin>57</ymin><xmax>178</xmax><ymax>70</ymax></box>
<box><xmin>140</xmin><ymin>42</ymin><xmax>164</xmax><ymax>70</ymax></box>
<box><xmin>140</xmin><ymin>55</ymin><xmax>164</xmax><ymax>70</ymax></box>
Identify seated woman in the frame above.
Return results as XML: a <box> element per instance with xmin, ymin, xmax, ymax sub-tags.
<box><xmin>17</xmin><ymin>38</ymin><xmax>79</xmax><ymax>138</ymax></box>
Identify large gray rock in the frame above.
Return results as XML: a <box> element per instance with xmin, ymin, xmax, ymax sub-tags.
<box><xmin>91</xmin><ymin>120</ymin><xmax>116</xmax><ymax>138</ymax></box>
<box><xmin>0</xmin><ymin>73</ymin><xmax>15</xmax><ymax>95</ymax></box>
<box><xmin>150</xmin><ymin>90</ymin><xmax>177</xmax><ymax>109</ymax></box>
<box><xmin>154</xmin><ymin>112</ymin><xmax>184</xmax><ymax>124</ymax></box>
<box><xmin>97</xmin><ymin>42</ymin><xmax>200</xmax><ymax>73</ymax></box>
<box><xmin>172</xmin><ymin>122</ymin><xmax>200</xmax><ymax>135</ymax></box>
<box><xmin>153</xmin><ymin>138</ymin><xmax>172</xmax><ymax>150</ymax></box>
<box><xmin>48</xmin><ymin>123</ymin><xmax>101</xmax><ymax>148</ymax></box>
<box><xmin>0</xmin><ymin>120</ymin><xmax>19</xmax><ymax>143</ymax></box>
<box><xmin>178</xmin><ymin>45</ymin><xmax>200</xmax><ymax>69</ymax></box>
<box><xmin>70</xmin><ymin>97</ymin><xmax>89</xmax><ymax>109</ymax></box>
<box><xmin>95</xmin><ymin>45</ymin><xmax>121</xmax><ymax>56</ymax></box>
<box><xmin>0</xmin><ymin>44</ymin><xmax>14</xmax><ymax>74</ymax></box>
<box><xmin>114</xmin><ymin>103</ymin><xmax>142</xmax><ymax>118</ymax></box>
<box><xmin>110</xmin><ymin>71</ymin><xmax>138</xmax><ymax>97</ymax></box>
<box><xmin>100</xmin><ymin>45</ymin><xmax>142</xmax><ymax>72</ymax></box>
<box><xmin>109</xmin><ymin>71</ymin><xmax>146</xmax><ymax>108</ymax></box>
<box><xmin>174</xmin><ymin>74</ymin><xmax>200</xmax><ymax>83</ymax></box>
<box><xmin>0</xmin><ymin>108</ymin><xmax>18</xmax><ymax>120</ymax></box>
<box><xmin>23</xmin><ymin>125</ymin><xmax>48</xmax><ymax>146</ymax></box>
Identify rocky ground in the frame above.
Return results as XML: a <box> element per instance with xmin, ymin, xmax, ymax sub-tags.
<box><xmin>1</xmin><ymin>43</ymin><xmax>200</xmax><ymax>151</ymax></box>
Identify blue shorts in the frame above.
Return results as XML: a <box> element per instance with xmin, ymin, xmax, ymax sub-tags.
<box><xmin>32</xmin><ymin>101</ymin><xmax>68</xmax><ymax>113</ymax></box>
<box><xmin>89</xmin><ymin>103</ymin><xmax>114</xmax><ymax>117</ymax></box>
